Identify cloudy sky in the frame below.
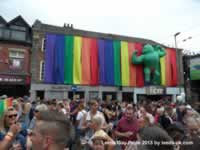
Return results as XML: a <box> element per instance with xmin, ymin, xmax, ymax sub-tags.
<box><xmin>1</xmin><ymin>0</ymin><xmax>200</xmax><ymax>52</ymax></box>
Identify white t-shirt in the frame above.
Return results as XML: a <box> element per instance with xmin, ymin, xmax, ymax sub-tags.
<box><xmin>61</xmin><ymin>108</ymin><xmax>67</xmax><ymax>115</ymax></box>
<box><xmin>76</xmin><ymin>110</ymin><xmax>87</xmax><ymax>129</ymax></box>
<box><xmin>86</xmin><ymin>111</ymin><xmax>106</xmax><ymax>127</ymax></box>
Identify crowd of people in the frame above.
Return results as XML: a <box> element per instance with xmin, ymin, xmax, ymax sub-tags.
<box><xmin>0</xmin><ymin>95</ymin><xmax>200</xmax><ymax>150</ymax></box>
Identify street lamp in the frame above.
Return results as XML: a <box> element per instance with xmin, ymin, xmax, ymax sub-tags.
<box><xmin>174</xmin><ymin>32</ymin><xmax>181</xmax><ymax>49</ymax></box>
<box><xmin>182</xmin><ymin>36</ymin><xmax>192</xmax><ymax>42</ymax></box>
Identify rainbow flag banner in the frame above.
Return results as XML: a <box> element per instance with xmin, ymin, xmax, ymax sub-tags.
<box><xmin>0</xmin><ymin>98</ymin><xmax>13</xmax><ymax>117</ymax></box>
<box><xmin>44</xmin><ymin>33</ymin><xmax>178</xmax><ymax>87</ymax></box>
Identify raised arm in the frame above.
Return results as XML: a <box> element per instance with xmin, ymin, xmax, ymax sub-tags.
<box><xmin>132</xmin><ymin>51</ymin><xmax>144</xmax><ymax>64</ymax></box>
<box><xmin>157</xmin><ymin>46</ymin><xmax>166</xmax><ymax>57</ymax></box>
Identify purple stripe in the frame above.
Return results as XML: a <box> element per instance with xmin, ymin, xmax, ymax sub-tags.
<box><xmin>98</xmin><ymin>39</ymin><xmax>105</xmax><ymax>85</ymax></box>
<box><xmin>44</xmin><ymin>34</ymin><xmax>56</xmax><ymax>83</ymax></box>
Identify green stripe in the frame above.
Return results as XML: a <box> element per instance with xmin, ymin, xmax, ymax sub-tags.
<box><xmin>113</xmin><ymin>41</ymin><xmax>121</xmax><ymax>86</ymax></box>
<box><xmin>64</xmin><ymin>36</ymin><xmax>74</xmax><ymax>84</ymax></box>
<box><xmin>0</xmin><ymin>100</ymin><xmax>4</xmax><ymax>118</ymax></box>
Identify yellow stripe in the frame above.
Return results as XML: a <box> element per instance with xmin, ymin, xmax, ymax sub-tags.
<box><xmin>4</xmin><ymin>99</ymin><xmax>7</xmax><ymax>109</ymax></box>
<box><xmin>73</xmin><ymin>36</ymin><xmax>82</xmax><ymax>84</ymax></box>
<box><xmin>121</xmin><ymin>41</ymin><xmax>130</xmax><ymax>86</ymax></box>
<box><xmin>160</xmin><ymin>56</ymin><xmax>166</xmax><ymax>85</ymax></box>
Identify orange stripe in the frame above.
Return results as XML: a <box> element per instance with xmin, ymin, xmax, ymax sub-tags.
<box><xmin>81</xmin><ymin>37</ymin><xmax>91</xmax><ymax>85</ymax></box>
<box><xmin>128</xmin><ymin>42</ymin><xmax>136</xmax><ymax>86</ymax></box>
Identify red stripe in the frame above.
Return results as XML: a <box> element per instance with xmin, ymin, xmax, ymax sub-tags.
<box><xmin>135</xmin><ymin>43</ymin><xmax>144</xmax><ymax>87</ymax></box>
<box><xmin>165</xmin><ymin>48</ymin><xmax>172</xmax><ymax>86</ymax></box>
<box><xmin>90</xmin><ymin>38</ymin><xmax>99</xmax><ymax>85</ymax></box>
<box><xmin>170</xmin><ymin>49</ymin><xmax>178</xmax><ymax>86</ymax></box>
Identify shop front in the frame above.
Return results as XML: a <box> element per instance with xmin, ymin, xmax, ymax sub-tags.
<box><xmin>0</xmin><ymin>74</ymin><xmax>30</xmax><ymax>97</ymax></box>
<box><xmin>134</xmin><ymin>86</ymin><xmax>184</xmax><ymax>104</ymax></box>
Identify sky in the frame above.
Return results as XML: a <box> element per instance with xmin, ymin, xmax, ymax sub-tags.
<box><xmin>1</xmin><ymin>0</ymin><xmax>200</xmax><ymax>52</ymax></box>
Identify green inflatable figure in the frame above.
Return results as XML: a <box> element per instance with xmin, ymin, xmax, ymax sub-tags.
<box><xmin>132</xmin><ymin>44</ymin><xmax>166</xmax><ymax>85</ymax></box>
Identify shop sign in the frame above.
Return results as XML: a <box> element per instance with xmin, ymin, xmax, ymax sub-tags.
<box><xmin>146</xmin><ymin>86</ymin><xmax>165</xmax><ymax>95</ymax></box>
<box><xmin>51</xmin><ymin>85</ymin><xmax>70</xmax><ymax>90</ymax></box>
<box><xmin>0</xmin><ymin>75</ymin><xmax>25</xmax><ymax>84</ymax></box>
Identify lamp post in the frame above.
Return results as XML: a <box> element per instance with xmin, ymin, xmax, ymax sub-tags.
<box><xmin>174</xmin><ymin>32</ymin><xmax>181</xmax><ymax>49</ymax></box>
<box><xmin>174</xmin><ymin>32</ymin><xmax>183</xmax><ymax>101</ymax></box>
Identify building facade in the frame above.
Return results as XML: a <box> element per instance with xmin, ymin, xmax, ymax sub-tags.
<box><xmin>30</xmin><ymin>20</ymin><xmax>184</xmax><ymax>103</ymax></box>
<box><xmin>183</xmin><ymin>54</ymin><xmax>200</xmax><ymax>103</ymax></box>
<box><xmin>0</xmin><ymin>16</ymin><xmax>32</xmax><ymax>97</ymax></box>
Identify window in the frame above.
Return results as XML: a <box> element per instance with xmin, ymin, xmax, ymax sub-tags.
<box><xmin>40</xmin><ymin>60</ymin><xmax>45</xmax><ymax>81</ymax></box>
<box><xmin>0</xmin><ymin>28</ymin><xmax>2</xmax><ymax>37</ymax></box>
<box><xmin>10</xmin><ymin>25</ymin><xmax>26</xmax><ymax>31</ymax></box>
<box><xmin>9</xmin><ymin>50</ymin><xmax>25</xmax><ymax>58</ymax></box>
<box><xmin>41</xmin><ymin>38</ymin><xmax>46</xmax><ymax>52</ymax></box>
<box><xmin>4</xmin><ymin>29</ymin><xmax>10</xmax><ymax>39</ymax></box>
<box><xmin>11</xmin><ymin>30</ymin><xmax>26</xmax><ymax>41</ymax></box>
<box><xmin>9</xmin><ymin>49</ymin><xmax>25</xmax><ymax>70</ymax></box>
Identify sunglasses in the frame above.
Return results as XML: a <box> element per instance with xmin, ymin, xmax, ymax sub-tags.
<box><xmin>7</xmin><ymin>114</ymin><xmax>17</xmax><ymax>119</ymax></box>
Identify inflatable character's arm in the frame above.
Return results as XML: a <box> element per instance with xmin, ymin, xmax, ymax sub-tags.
<box><xmin>158</xmin><ymin>46</ymin><xmax>166</xmax><ymax>57</ymax></box>
<box><xmin>132</xmin><ymin>51</ymin><xmax>144</xmax><ymax>64</ymax></box>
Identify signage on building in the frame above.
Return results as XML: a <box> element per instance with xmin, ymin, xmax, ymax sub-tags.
<box><xmin>51</xmin><ymin>85</ymin><xmax>70</xmax><ymax>90</ymax></box>
<box><xmin>0</xmin><ymin>75</ymin><xmax>25</xmax><ymax>84</ymax></box>
<box><xmin>146</xmin><ymin>86</ymin><xmax>165</xmax><ymax>95</ymax></box>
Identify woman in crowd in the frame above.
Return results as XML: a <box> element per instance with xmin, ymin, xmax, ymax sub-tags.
<box><xmin>0</xmin><ymin>107</ymin><xmax>27</xmax><ymax>150</ymax></box>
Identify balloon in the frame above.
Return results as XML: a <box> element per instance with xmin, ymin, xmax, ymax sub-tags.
<box><xmin>176</xmin><ymin>95</ymin><xmax>183</xmax><ymax>102</ymax></box>
<box><xmin>132</xmin><ymin>44</ymin><xmax>166</xmax><ymax>85</ymax></box>
<box><xmin>180</xmin><ymin>92</ymin><xmax>185</xmax><ymax>98</ymax></box>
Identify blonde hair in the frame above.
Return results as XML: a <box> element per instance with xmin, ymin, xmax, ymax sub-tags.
<box><xmin>35</xmin><ymin>104</ymin><xmax>48</xmax><ymax>112</ymax></box>
<box><xmin>92</xmin><ymin>115</ymin><xmax>103</xmax><ymax>127</ymax></box>
<box><xmin>0</xmin><ymin>107</ymin><xmax>17</xmax><ymax>133</ymax></box>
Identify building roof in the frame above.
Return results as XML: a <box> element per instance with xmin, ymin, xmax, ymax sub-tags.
<box><xmin>8</xmin><ymin>15</ymin><xmax>31</xmax><ymax>28</ymax></box>
<box><xmin>0</xmin><ymin>16</ymin><xmax>7</xmax><ymax>24</ymax></box>
<box><xmin>33</xmin><ymin>20</ymin><xmax>166</xmax><ymax>47</ymax></box>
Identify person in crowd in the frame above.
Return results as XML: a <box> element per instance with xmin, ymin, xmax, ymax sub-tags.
<box><xmin>0</xmin><ymin>123</ymin><xmax>22</xmax><ymax>149</ymax></box>
<box><xmin>138</xmin><ymin>116</ymin><xmax>151</xmax><ymax>130</ymax></box>
<box><xmin>29</xmin><ymin>110</ymin><xmax>74</xmax><ymax>150</ymax></box>
<box><xmin>159</xmin><ymin>106</ymin><xmax>174</xmax><ymax>129</ymax></box>
<box><xmin>70</xmin><ymin>97</ymin><xmax>79</xmax><ymax>124</ymax></box>
<box><xmin>63</xmin><ymin>100</ymin><xmax>71</xmax><ymax>119</ymax></box>
<box><xmin>57</xmin><ymin>102</ymin><xmax>67</xmax><ymax>115</ymax></box>
<box><xmin>48</xmin><ymin>99</ymin><xmax>57</xmax><ymax>111</ymax></box>
<box><xmin>0</xmin><ymin>107</ymin><xmax>27</xmax><ymax>150</ymax></box>
<box><xmin>90</xmin><ymin>115</ymin><xmax>115</xmax><ymax>150</ymax></box>
<box><xmin>137</xmin><ymin>126</ymin><xmax>174</xmax><ymax>150</ymax></box>
<box><xmin>114</xmin><ymin>104</ymin><xmax>139</xmax><ymax>149</ymax></box>
<box><xmin>29</xmin><ymin>101</ymin><xmax>37</xmax><ymax>122</ymax></box>
<box><xmin>18</xmin><ymin>102</ymin><xmax>32</xmax><ymax>127</ymax></box>
<box><xmin>28</xmin><ymin>104</ymin><xmax>48</xmax><ymax>130</ymax></box>
<box><xmin>83</xmin><ymin>99</ymin><xmax>111</xmax><ymax>141</ymax></box>
<box><xmin>180</xmin><ymin>116</ymin><xmax>200</xmax><ymax>150</ymax></box>
<box><xmin>76</xmin><ymin>101</ymin><xmax>87</xmax><ymax>138</ymax></box>
<box><xmin>138</xmin><ymin>106</ymin><xmax>154</xmax><ymax>124</ymax></box>
<box><xmin>12</xmin><ymin>100</ymin><xmax>22</xmax><ymax>121</ymax></box>
<box><xmin>154</xmin><ymin>107</ymin><xmax>164</xmax><ymax>124</ymax></box>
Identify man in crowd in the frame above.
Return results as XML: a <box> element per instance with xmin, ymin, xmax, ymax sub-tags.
<box><xmin>30</xmin><ymin>111</ymin><xmax>74</xmax><ymax>150</ymax></box>
<box><xmin>114</xmin><ymin>103</ymin><xmax>139</xmax><ymax>149</ymax></box>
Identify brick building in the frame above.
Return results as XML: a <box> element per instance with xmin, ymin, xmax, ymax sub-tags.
<box><xmin>30</xmin><ymin>20</ymin><xmax>184</xmax><ymax>102</ymax></box>
<box><xmin>0</xmin><ymin>16</ymin><xmax>32</xmax><ymax>97</ymax></box>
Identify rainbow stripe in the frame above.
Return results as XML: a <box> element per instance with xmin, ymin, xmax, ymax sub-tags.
<box><xmin>0</xmin><ymin>98</ymin><xmax>13</xmax><ymax>117</ymax></box>
<box><xmin>44</xmin><ymin>33</ymin><xmax>178</xmax><ymax>87</ymax></box>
